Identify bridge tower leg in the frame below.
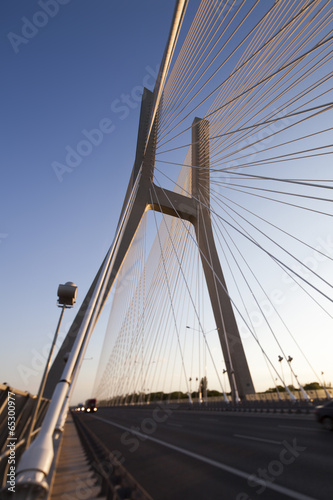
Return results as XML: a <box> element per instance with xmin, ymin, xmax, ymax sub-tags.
<box><xmin>44</xmin><ymin>94</ymin><xmax>255</xmax><ymax>403</ymax></box>
<box><xmin>191</xmin><ymin>118</ymin><xmax>255</xmax><ymax>401</ymax></box>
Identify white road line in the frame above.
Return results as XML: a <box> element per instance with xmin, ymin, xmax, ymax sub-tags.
<box><xmin>93</xmin><ymin>415</ymin><xmax>316</xmax><ymax>500</ymax></box>
<box><xmin>233</xmin><ymin>434</ymin><xmax>282</xmax><ymax>445</ymax></box>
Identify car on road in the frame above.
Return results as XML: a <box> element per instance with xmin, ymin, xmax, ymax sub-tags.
<box><xmin>314</xmin><ymin>400</ymin><xmax>333</xmax><ymax>430</ymax></box>
<box><xmin>85</xmin><ymin>398</ymin><xmax>97</xmax><ymax>413</ymax></box>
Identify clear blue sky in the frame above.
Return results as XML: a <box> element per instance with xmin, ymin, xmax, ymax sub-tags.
<box><xmin>1</xmin><ymin>0</ymin><xmax>199</xmax><ymax>402</ymax></box>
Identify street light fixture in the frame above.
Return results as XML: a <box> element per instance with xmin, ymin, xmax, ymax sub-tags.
<box><xmin>186</xmin><ymin>325</ymin><xmax>219</xmax><ymax>404</ymax></box>
<box><xmin>285</xmin><ymin>355</ymin><xmax>310</xmax><ymax>402</ymax></box>
<box><xmin>26</xmin><ymin>282</ymin><xmax>77</xmax><ymax>448</ymax></box>
<box><xmin>287</xmin><ymin>355</ymin><xmax>294</xmax><ymax>388</ymax></box>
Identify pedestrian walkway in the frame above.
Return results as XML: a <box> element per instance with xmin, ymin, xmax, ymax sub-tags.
<box><xmin>49</xmin><ymin>413</ymin><xmax>104</xmax><ymax>500</ymax></box>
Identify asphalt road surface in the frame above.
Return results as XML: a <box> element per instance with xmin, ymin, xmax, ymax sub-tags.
<box><xmin>78</xmin><ymin>406</ymin><xmax>332</xmax><ymax>500</ymax></box>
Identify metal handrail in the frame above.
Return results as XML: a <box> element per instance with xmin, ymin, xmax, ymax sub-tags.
<box><xmin>0</xmin><ymin>428</ymin><xmax>40</xmax><ymax>463</ymax></box>
<box><xmin>72</xmin><ymin>412</ymin><xmax>153</xmax><ymax>499</ymax></box>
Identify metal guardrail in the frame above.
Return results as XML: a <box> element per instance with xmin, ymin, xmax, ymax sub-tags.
<box><xmin>105</xmin><ymin>397</ymin><xmax>330</xmax><ymax>415</ymax></box>
<box><xmin>72</xmin><ymin>411</ymin><xmax>153</xmax><ymax>500</ymax></box>
<box><xmin>0</xmin><ymin>384</ymin><xmax>49</xmax><ymax>490</ymax></box>
<box><xmin>185</xmin><ymin>400</ymin><xmax>318</xmax><ymax>414</ymax></box>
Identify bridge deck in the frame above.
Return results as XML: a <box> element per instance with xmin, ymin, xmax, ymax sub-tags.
<box><xmin>49</xmin><ymin>413</ymin><xmax>103</xmax><ymax>500</ymax></box>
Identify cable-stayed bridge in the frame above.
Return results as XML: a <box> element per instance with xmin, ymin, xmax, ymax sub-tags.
<box><xmin>2</xmin><ymin>1</ymin><xmax>333</xmax><ymax>498</ymax></box>
<box><xmin>46</xmin><ymin>0</ymin><xmax>333</xmax><ymax>406</ymax></box>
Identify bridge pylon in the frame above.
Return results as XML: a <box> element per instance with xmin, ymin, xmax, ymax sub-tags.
<box><xmin>191</xmin><ymin>117</ymin><xmax>255</xmax><ymax>401</ymax></box>
<box><xmin>44</xmin><ymin>87</ymin><xmax>255</xmax><ymax>402</ymax></box>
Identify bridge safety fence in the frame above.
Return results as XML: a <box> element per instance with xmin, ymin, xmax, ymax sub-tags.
<box><xmin>0</xmin><ymin>383</ymin><xmax>49</xmax><ymax>489</ymax></box>
<box><xmin>101</xmin><ymin>397</ymin><xmax>330</xmax><ymax>415</ymax></box>
<box><xmin>72</xmin><ymin>410</ymin><xmax>153</xmax><ymax>500</ymax></box>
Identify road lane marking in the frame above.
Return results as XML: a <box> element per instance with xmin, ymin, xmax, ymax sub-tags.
<box><xmin>234</xmin><ymin>434</ymin><xmax>282</xmax><ymax>445</ymax></box>
<box><xmin>93</xmin><ymin>415</ymin><xmax>316</xmax><ymax>500</ymax></box>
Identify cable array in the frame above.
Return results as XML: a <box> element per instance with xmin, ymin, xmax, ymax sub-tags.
<box><xmin>94</xmin><ymin>0</ymin><xmax>333</xmax><ymax>403</ymax></box>
<box><xmin>95</xmin><ymin>167</ymin><xmax>228</xmax><ymax>403</ymax></box>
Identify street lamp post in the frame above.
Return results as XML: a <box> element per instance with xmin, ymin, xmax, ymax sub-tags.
<box><xmin>286</xmin><ymin>355</ymin><xmax>310</xmax><ymax>402</ymax></box>
<box><xmin>278</xmin><ymin>355</ymin><xmax>284</xmax><ymax>384</ymax></box>
<box><xmin>187</xmin><ymin>325</ymin><xmax>212</xmax><ymax>403</ymax></box>
<box><xmin>26</xmin><ymin>282</ymin><xmax>77</xmax><ymax>448</ymax></box>
<box><xmin>186</xmin><ymin>326</ymin><xmax>230</xmax><ymax>404</ymax></box>
<box><xmin>278</xmin><ymin>355</ymin><xmax>297</xmax><ymax>402</ymax></box>
<box><xmin>275</xmin><ymin>378</ymin><xmax>282</xmax><ymax>402</ymax></box>
<box><xmin>321</xmin><ymin>372</ymin><xmax>331</xmax><ymax>400</ymax></box>
<box><xmin>287</xmin><ymin>355</ymin><xmax>294</xmax><ymax>388</ymax></box>
<box><xmin>188</xmin><ymin>377</ymin><xmax>193</xmax><ymax>404</ymax></box>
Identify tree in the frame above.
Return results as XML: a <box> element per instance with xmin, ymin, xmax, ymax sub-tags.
<box><xmin>265</xmin><ymin>385</ymin><xmax>286</xmax><ymax>393</ymax></box>
<box><xmin>303</xmin><ymin>382</ymin><xmax>321</xmax><ymax>390</ymax></box>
